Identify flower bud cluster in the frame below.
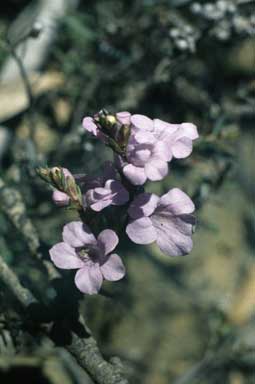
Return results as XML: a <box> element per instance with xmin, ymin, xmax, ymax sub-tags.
<box><xmin>37</xmin><ymin>166</ymin><xmax>82</xmax><ymax>209</ymax></box>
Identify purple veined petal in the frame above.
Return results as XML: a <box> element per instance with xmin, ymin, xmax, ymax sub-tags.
<box><xmin>63</xmin><ymin>221</ymin><xmax>96</xmax><ymax>248</ymax></box>
<box><xmin>82</xmin><ymin>116</ymin><xmax>98</xmax><ymax>136</ymax></box>
<box><xmin>151</xmin><ymin>213</ymin><xmax>194</xmax><ymax>256</ymax></box>
<box><xmin>123</xmin><ymin>164</ymin><xmax>147</xmax><ymax>185</ymax></box>
<box><xmin>126</xmin><ymin>217</ymin><xmax>157</xmax><ymax>244</ymax></box>
<box><xmin>158</xmin><ymin>188</ymin><xmax>195</xmax><ymax>215</ymax></box>
<box><xmin>172</xmin><ymin>137</ymin><xmax>193</xmax><ymax>158</ymax></box>
<box><xmin>116</xmin><ymin>111</ymin><xmax>131</xmax><ymax>125</ymax></box>
<box><xmin>131</xmin><ymin>114</ymin><xmax>154</xmax><ymax>131</ymax></box>
<box><xmin>52</xmin><ymin>190</ymin><xmax>70</xmax><ymax>206</ymax></box>
<box><xmin>49</xmin><ymin>242</ymin><xmax>85</xmax><ymax>269</ymax></box>
<box><xmin>128</xmin><ymin>193</ymin><xmax>159</xmax><ymax>219</ymax></box>
<box><xmin>75</xmin><ymin>264</ymin><xmax>103</xmax><ymax>294</ymax></box>
<box><xmin>98</xmin><ymin>229</ymin><xmax>119</xmax><ymax>255</ymax></box>
<box><xmin>145</xmin><ymin>159</ymin><xmax>168</xmax><ymax>181</ymax></box>
<box><xmin>153</xmin><ymin>141</ymin><xmax>173</xmax><ymax>162</ymax></box>
<box><xmin>180</xmin><ymin>123</ymin><xmax>199</xmax><ymax>140</ymax></box>
<box><xmin>100</xmin><ymin>253</ymin><xmax>126</xmax><ymax>281</ymax></box>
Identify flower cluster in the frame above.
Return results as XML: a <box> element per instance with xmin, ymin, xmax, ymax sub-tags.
<box><xmin>40</xmin><ymin>110</ymin><xmax>198</xmax><ymax>295</ymax></box>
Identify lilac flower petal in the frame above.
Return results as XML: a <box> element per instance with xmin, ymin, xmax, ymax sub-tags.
<box><xmin>82</xmin><ymin>116</ymin><xmax>98</xmax><ymax>136</ymax></box>
<box><xmin>145</xmin><ymin>159</ymin><xmax>168</xmax><ymax>181</ymax></box>
<box><xmin>131</xmin><ymin>114</ymin><xmax>153</xmax><ymax>131</ymax></box>
<box><xmin>98</xmin><ymin>229</ymin><xmax>119</xmax><ymax>255</ymax></box>
<box><xmin>172</xmin><ymin>137</ymin><xmax>192</xmax><ymax>158</ymax></box>
<box><xmin>153</xmin><ymin>141</ymin><xmax>173</xmax><ymax>162</ymax></box>
<box><xmin>49</xmin><ymin>242</ymin><xmax>85</xmax><ymax>269</ymax></box>
<box><xmin>62</xmin><ymin>168</ymin><xmax>73</xmax><ymax>178</ymax></box>
<box><xmin>123</xmin><ymin>164</ymin><xmax>147</xmax><ymax>185</ymax></box>
<box><xmin>101</xmin><ymin>253</ymin><xmax>125</xmax><ymax>281</ymax></box>
<box><xmin>134</xmin><ymin>131</ymin><xmax>156</xmax><ymax>144</ymax></box>
<box><xmin>131</xmin><ymin>148</ymin><xmax>151</xmax><ymax>165</ymax></box>
<box><xmin>93</xmin><ymin>187</ymin><xmax>111</xmax><ymax>198</ymax></box>
<box><xmin>104</xmin><ymin>179</ymin><xmax>122</xmax><ymax>193</ymax></box>
<box><xmin>90</xmin><ymin>199</ymin><xmax>112</xmax><ymax>212</ymax></box>
<box><xmin>181</xmin><ymin>123</ymin><xmax>199</xmax><ymax>140</ymax></box>
<box><xmin>151</xmin><ymin>214</ymin><xmax>193</xmax><ymax>256</ymax></box>
<box><xmin>159</xmin><ymin>188</ymin><xmax>195</xmax><ymax>215</ymax></box>
<box><xmin>63</xmin><ymin>221</ymin><xmax>96</xmax><ymax>248</ymax></box>
<box><xmin>126</xmin><ymin>217</ymin><xmax>157</xmax><ymax>244</ymax></box>
<box><xmin>128</xmin><ymin>193</ymin><xmax>159</xmax><ymax>219</ymax></box>
<box><xmin>116</xmin><ymin>111</ymin><xmax>131</xmax><ymax>125</ymax></box>
<box><xmin>75</xmin><ymin>264</ymin><xmax>103</xmax><ymax>294</ymax></box>
<box><xmin>52</xmin><ymin>190</ymin><xmax>70</xmax><ymax>206</ymax></box>
<box><xmin>153</xmin><ymin>119</ymin><xmax>178</xmax><ymax>137</ymax></box>
<box><xmin>105</xmin><ymin>180</ymin><xmax>129</xmax><ymax>205</ymax></box>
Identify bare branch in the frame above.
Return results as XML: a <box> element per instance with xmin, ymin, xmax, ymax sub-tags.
<box><xmin>0</xmin><ymin>254</ymin><xmax>128</xmax><ymax>384</ymax></box>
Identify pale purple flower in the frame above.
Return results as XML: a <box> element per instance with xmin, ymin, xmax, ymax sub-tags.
<box><xmin>53</xmin><ymin>190</ymin><xmax>70</xmax><ymax>206</ymax></box>
<box><xmin>52</xmin><ymin>168</ymin><xmax>73</xmax><ymax>206</ymax></box>
<box><xmin>127</xmin><ymin>114</ymin><xmax>198</xmax><ymax>155</ymax></box>
<box><xmin>82</xmin><ymin>116</ymin><xmax>106</xmax><ymax>142</ymax></box>
<box><xmin>80</xmin><ymin>162</ymin><xmax>129</xmax><ymax>211</ymax></box>
<box><xmin>85</xmin><ymin>179</ymin><xmax>129</xmax><ymax>211</ymax></box>
<box><xmin>82</xmin><ymin>116</ymin><xmax>98</xmax><ymax>137</ymax></box>
<box><xmin>130</xmin><ymin>114</ymin><xmax>154</xmax><ymax>132</ymax></box>
<box><xmin>153</xmin><ymin>119</ymin><xmax>199</xmax><ymax>159</ymax></box>
<box><xmin>126</xmin><ymin>188</ymin><xmax>195</xmax><ymax>256</ymax></box>
<box><xmin>50</xmin><ymin>221</ymin><xmax>125</xmax><ymax>294</ymax></box>
<box><xmin>128</xmin><ymin>114</ymin><xmax>198</xmax><ymax>159</ymax></box>
<box><xmin>116</xmin><ymin>111</ymin><xmax>131</xmax><ymax>125</ymax></box>
<box><xmin>115</xmin><ymin>114</ymin><xmax>198</xmax><ymax>186</ymax></box>
<box><xmin>117</xmin><ymin>129</ymin><xmax>171</xmax><ymax>185</ymax></box>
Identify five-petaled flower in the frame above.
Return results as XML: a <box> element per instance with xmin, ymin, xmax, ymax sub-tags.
<box><xmin>49</xmin><ymin>221</ymin><xmax>125</xmax><ymax>294</ymax></box>
<box><xmin>126</xmin><ymin>188</ymin><xmax>195</xmax><ymax>256</ymax></box>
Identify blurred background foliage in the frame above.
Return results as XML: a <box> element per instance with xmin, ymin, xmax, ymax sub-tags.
<box><xmin>0</xmin><ymin>0</ymin><xmax>254</xmax><ymax>383</ymax></box>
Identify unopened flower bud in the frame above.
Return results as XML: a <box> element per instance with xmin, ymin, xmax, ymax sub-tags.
<box><xmin>52</xmin><ymin>190</ymin><xmax>70</xmax><ymax>206</ymax></box>
<box><xmin>36</xmin><ymin>167</ymin><xmax>51</xmax><ymax>183</ymax></box>
<box><xmin>105</xmin><ymin>115</ymin><xmax>117</xmax><ymax>126</ymax></box>
<box><xmin>116</xmin><ymin>111</ymin><xmax>131</xmax><ymax>125</ymax></box>
<box><xmin>117</xmin><ymin>124</ymin><xmax>131</xmax><ymax>150</ymax></box>
<box><xmin>50</xmin><ymin>167</ymin><xmax>62</xmax><ymax>186</ymax></box>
